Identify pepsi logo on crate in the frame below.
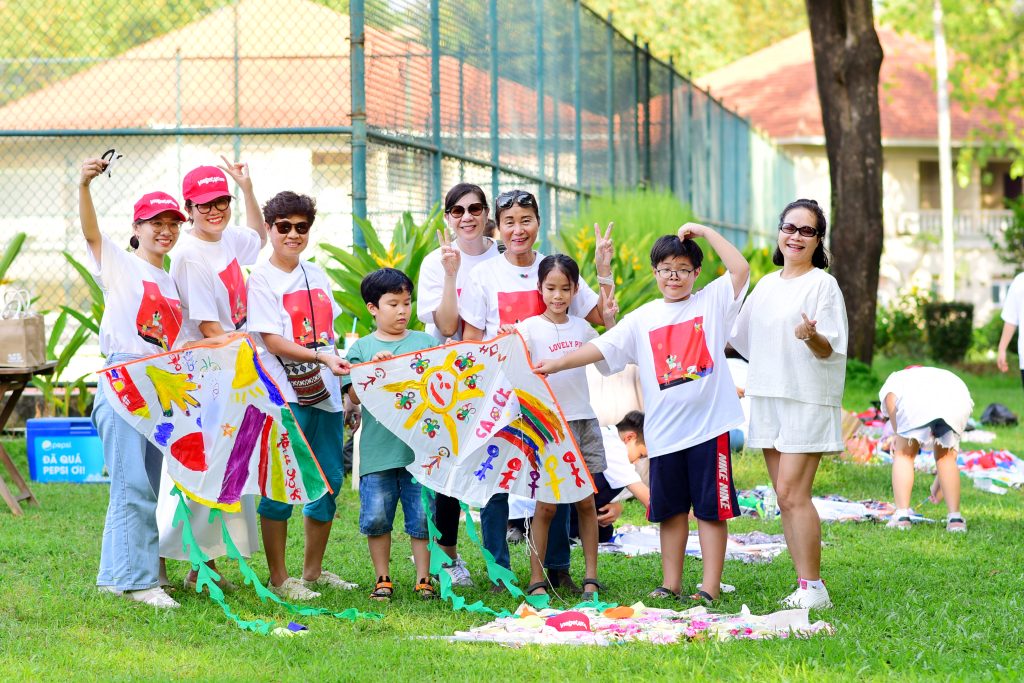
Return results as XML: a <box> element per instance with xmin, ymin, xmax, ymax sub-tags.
<box><xmin>27</xmin><ymin>418</ymin><xmax>107</xmax><ymax>483</ymax></box>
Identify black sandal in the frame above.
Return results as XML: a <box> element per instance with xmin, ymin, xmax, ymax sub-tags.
<box><xmin>526</xmin><ymin>580</ymin><xmax>549</xmax><ymax>596</ymax></box>
<box><xmin>369</xmin><ymin>575</ymin><xmax>393</xmax><ymax>601</ymax></box>
<box><xmin>648</xmin><ymin>586</ymin><xmax>679</xmax><ymax>599</ymax></box>
<box><xmin>580</xmin><ymin>578</ymin><xmax>603</xmax><ymax>602</ymax></box>
<box><xmin>689</xmin><ymin>589</ymin><xmax>715</xmax><ymax>605</ymax></box>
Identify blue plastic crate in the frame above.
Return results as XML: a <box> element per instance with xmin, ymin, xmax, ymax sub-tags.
<box><xmin>26</xmin><ymin>417</ymin><xmax>107</xmax><ymax>483</ymax></box>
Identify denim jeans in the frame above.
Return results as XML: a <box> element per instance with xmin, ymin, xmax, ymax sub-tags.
<box><xmin>358</xmin><ymin>468</ymin><xmax>427</xmax><ymax>539</ymax></box>
<box><xmin>94</xmin><ymin>353</ymin><xmax>163</xmax><ymax>591</ymax></box>
<box><xmin>480</xmin><ymin>495</ymin><xmax>571</xmax><ymax>571</ymax></box>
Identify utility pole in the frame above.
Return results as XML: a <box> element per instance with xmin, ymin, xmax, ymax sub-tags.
<box><xmin>934</xmin><ymin>0</ymin><xmax>956</xmax><ymax>300</ymax></box>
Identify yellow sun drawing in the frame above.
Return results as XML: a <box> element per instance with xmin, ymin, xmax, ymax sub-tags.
<box><xmin>382</xmin><ymin>350</ymin><xmax>484</xmax><ymax>455</ymax></box>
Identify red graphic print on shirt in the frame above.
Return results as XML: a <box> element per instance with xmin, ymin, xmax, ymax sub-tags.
<box><xmin>497</xmin><ymin>290</ymin><xmax>545</xmax><ymax>326</ymax></box>
<box><xmin>218</xmin><ymin>258</ymin><xmax>247</xmax><ymax>329</ymax></box>
<box><xmin>283</xmin><ymin>288</ymin><xmax>335</xmax><ymax>348</ymax></box>
<box><xmin>136</xmin><ymin>281</ymin><xmax>182</xmax><ymax>350</ymax></box>
<box><xmin>648</xmin><ymin>316</ymin><xmax>714</xmax><ymax>391</ymax></box>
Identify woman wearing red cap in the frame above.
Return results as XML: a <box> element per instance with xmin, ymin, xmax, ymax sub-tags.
<box><xmin>80</xmin><ymin>156</ymin><xmax>188</xmax><ymax>608</ymax></box>
<box><xmin>159</xmin><ymin>155</ymin><xmax>267</xmax><ymax>591</ymax></box>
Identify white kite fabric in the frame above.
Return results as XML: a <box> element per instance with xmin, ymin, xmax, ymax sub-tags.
<box><xmin>100</xmin><ymin>335</ymin><xmax>330</xmax><ymax>512</ymax></box>
<box><xmin>352</xmin><ymin>333</ymin><xmax>595</xmax><ymax>507</ymax></box>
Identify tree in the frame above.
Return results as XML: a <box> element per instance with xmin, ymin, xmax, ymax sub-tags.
<box><xmin>805</xmin><ymin>0</ymin><xmax>885</xmax><ymax>364</ymax></box>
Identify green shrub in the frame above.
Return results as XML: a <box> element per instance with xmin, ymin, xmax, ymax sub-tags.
<box><xmin>968</xmin><ymin>309</ymin><xmax>1015</xmax><ymax>361</ymax></box>
<box><xmin>923</xmin><ymin>301</ymin><xmax>974</xmax><ymax>363</ymax></box>
<box><xmin>845</xmin><ymin>357</ymin><xmax>879</xmax><ymax>396</ymax></box>
<box><xmin>875</xmin><ymin>288</ymin><xmax>931</xmax><ymax>357</ymax></box>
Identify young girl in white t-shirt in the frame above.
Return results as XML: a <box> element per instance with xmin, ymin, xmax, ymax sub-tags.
<box><xmin>80</xmin><ymin>156</ymin><xmax>188</xmax><ymax>609</ymax></box>
<box><xmin>503</xmin><ymin>254</ymin><xmax>616</xmax><ymax>602</ymax></box>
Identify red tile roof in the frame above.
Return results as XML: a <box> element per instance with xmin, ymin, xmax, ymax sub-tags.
<box><xmin>697</xmin><ymin>27</ymin><xmax>998</xmax><ymax>144</ymax></box>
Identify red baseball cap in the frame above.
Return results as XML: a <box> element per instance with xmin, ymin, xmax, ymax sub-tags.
<box><xmin>182</xmin><ymin>165</ymin><xmax>231</xmax><ymax>204</ymax></box>
<box><xmin>133</xmin><ymin>192</ymin><xmax>188</xmax><ymax>222</ymax></box>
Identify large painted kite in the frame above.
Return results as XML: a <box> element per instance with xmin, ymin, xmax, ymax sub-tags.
<box><xmin>351</xmin><ymin>333</ymin><xmax>595</xmax><ymax>508</ymax></box>
<box><xmin>101</xmin><ymin>335</ymin><xmax>330</xmax><ymax>511</ymax></box>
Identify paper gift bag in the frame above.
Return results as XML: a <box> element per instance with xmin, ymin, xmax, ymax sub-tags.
<box><xmin>0</xmin><ymin>289</ymin><xmax>46</xmax><ymax>368</ymax></box>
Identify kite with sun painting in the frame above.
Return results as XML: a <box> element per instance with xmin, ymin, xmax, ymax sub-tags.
<box><xmin>351</xmin><ymin>332</ymin><xmax>595</xmax><ymax>508</ymax></box>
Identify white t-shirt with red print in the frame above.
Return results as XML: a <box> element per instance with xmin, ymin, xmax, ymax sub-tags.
<box><xmin>591</xmin><ymin>274</ymin><xmax>748</xmax><ymax>458</ymax></box>
<box><xmin>459</xmin><ymin>252</ymin><xmax>599</xmax><ymax>339</ymax></box>
<box><xmin>417</xmin><ymin>238</ymin><xmax>500</xmax><ymax>341</ymax></box>
<box><xmin>170</xmin><ymin>226</ymin><xmax>261</xmax><ymax>343</ymax></box>
<box><xmin>517</xmin><ymin>314</ymin><xmax>608</xmax><ymax>421</ymax></box>
<box><xmin>247</xmin><ymin>260</ymin><xmax>344</xmax><ymax>412</ymax></box>
<box><xmin>86</xmin><ymin>234</ymin><xmax>184</xmax><ymax>356</ymax></box>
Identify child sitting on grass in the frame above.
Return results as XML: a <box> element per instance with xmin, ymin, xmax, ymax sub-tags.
<box><xmin>533</xmin><ymin>223</ymin><xmax>749</xmax><ymax>604</ymax></box>
<box><xmin>879</xmin><ymin>365</ymin><xmax>973</xmax><ymax>533</ymax></box>
<box><xmin>343</xmin><ymin>268</ymin><xmax>437</xmax><ymax>601</ymax></box>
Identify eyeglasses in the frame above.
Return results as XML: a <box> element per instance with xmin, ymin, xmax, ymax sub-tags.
<box><xmin>273</xmin><ymin>220</ymin><xmax>311</xmax><ymax>235</ymax></box>
<box><xmin>194</xmin><ymin>197</ymin><xmax>231</xmax><ymax>214</ymax></box>
<box><xmin>779</xmin><ymin>223</ymin><xmax>820</xmax><ymax>238</ymax></box>
<box><xmin>496</xmin><ymin>190</ymin><xmax>536</xmax><ymax>210</ymax></box>
<box><xmin>144</xmin><ymin>220</ymin><xmax>181</xmax><ymax>232</ymax></box>
<box><xmin>447</xmin><ymin>202</ymin><xmax>485</xmax><ymax>219</ymax></box>
<box><xmin>655</xmin><ymin>267</ymin><xmax>695</xmax><ymax>279</ymax></box>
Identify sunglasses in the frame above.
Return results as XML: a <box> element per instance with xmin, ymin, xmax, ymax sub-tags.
<box><xmin>496</xmin><ymin>190</ymin><xmax>536</xmax><ymax>210</ymax></box>
<box><xmin>273</xmin><ymin>220</ymin><xmax>311</xmax><ymax>235</ymax></box>
<box><xmin>447</xmin><ymin>202</ymin><xmax>485</xmax><ymax>219</ymax></box>
<box><xmin>779</xmin><ymin>223</ymin><xmax>820</xmax><ymax>238</ymax></box>
<box><xmin>195</xmin><ymin>197</ymin><xmax>231</xmax><ymax>214</ymax></box>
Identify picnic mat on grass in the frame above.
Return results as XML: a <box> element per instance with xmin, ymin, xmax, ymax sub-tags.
<box><xmin>737</xmin><ymin>489</ymin><xmax>935</xmax><ymax>524</ymax></box>
<box><xmin>444</xmin><ymin>602</ymin><xmax>833</xmax><ymax>645</ymax></box>
<box><xmin>599</xmin><ymin>526</ymin><xmax>789</xmax><ymax>563</ymax></box>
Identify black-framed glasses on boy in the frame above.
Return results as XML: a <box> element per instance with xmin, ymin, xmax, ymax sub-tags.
<box><xmin>496</xmin><ymin>190</ymin><xmax>536</xmax><ymax>210</ymax></box>
<box><xmin>779</xmin><ymin>223</ymin><xmax>819</xmax><ymax>238</ymax></box>
<box><xmin>447</xmin><ymin>202</ymin><xmax>485</xmax><ymax>219</ymax></box>
<box><xmin>273</xmin><ymin>220</ymin><xmax>312</xmax><ymax>235</ymax></box>
<box><xmin>195</xmin><ymin>197</ymin><xmax>231</xmax><ymax>214</ymax></box>
<box><xmin>655</xmin><ymin>266</ymin><xmax>695</xmax><ymax>279</ymax></box>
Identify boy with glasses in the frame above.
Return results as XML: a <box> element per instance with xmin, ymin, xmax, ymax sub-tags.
<box><xmin>533</xmin><ymin>223</ymin><xmax>749</xmax><ymax>605</ymax></box>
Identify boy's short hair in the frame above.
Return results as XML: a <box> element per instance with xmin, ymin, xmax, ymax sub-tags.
<box><xmin>616</xmin><ymin>410</ymin><xmax>645</xmax><ymax>444</ymax></box>
<box><xmin>262</xmin><ymin>191</ymin><xmax>316</xmax><ymax>225</ymax></box>
<box><xmin>360</xmin><ymin>268</ymin><xmax>414</xmax><ymax>306</ymax></box>
<box><xmin>650</xmin><ymin>235</ymin><xmax>703</xmax><ymax>269</ymax></box>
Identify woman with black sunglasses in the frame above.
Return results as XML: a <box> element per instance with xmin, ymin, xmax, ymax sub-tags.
<box><xmin>731</xmin><ymin>198</ymin><xmax>848</xmax><ymax>611</ymax></box>
<box><xmin>458</xmin><ymin>188</ymin><xmax>616</xmax><ymax>580</ymax></box>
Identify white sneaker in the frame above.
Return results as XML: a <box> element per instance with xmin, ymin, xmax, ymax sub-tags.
<box><xmin>98</xmin><ymin>585</ymin><xmax>122</xmax><ymax>595</ymax></box>
<box><xmin>302</xmin><ymin>570</ymin><xmax>358</xmax><ymax>590</ymax></box>
<box><xmin>269</xmin><ymin>576</ymin><xmax>321</xmax><ymax>601</ymax></box>
<box><xmin>442</xmin><ymin>556</ymin><xmax>474</xmax><ymax>587</ymax></box>
<box><xmin>780</xmin><ymin>580</ymin><xmax>832</xmax><ymax>609</ymax></box>
<box><xmin>124</xmin><ymin>587</ymin><xmax>180</xmax><ymax>609</ymax></box>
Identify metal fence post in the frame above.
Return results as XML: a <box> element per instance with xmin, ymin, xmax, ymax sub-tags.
<box><xmin>668</xmin><ymin>56</ymin><xmax>676</xmax><ymax>194</ymax></box>
<box><xmin>632</xmin><ymin>34</ymin><xmax>640</xmax><ymax>187</ymax></box>
<box><xmin>458</xmin><ymin>42</ymin><xmax>466</xmax><ymax>177</ymax></box>
<box><xmin>350</xmin><ymin>0</ymin><xmax>367</xmax><ymax>247</ymax></box>
<box><xmin>573</xmin><ymin>0</ymin><xmax>582</xmax><ymax>202</ymax></box>
<box><xmin>535</xmin><ymin>0</ymin><xmax>549</xmax><ymax>248</ymax></box>
<box><xmin>489</xmin><ymin>0</ymin><xmax>499</xmax><ymax>204</ymax></box>
<box><xmin>430</xmin><ymin>0</ymin><xmax>442</xmax><ymax>206</ymax></box>
<box><xmin>606</xmin><ymin>13</ymin><xmax>614</xmax><ymax>192</ymax></box>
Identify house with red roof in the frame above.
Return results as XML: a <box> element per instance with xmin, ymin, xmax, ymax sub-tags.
<box><xmin>699</xmin><ymin>27</ymin><xmax>1021</xmax><ymax>319</ymax></box>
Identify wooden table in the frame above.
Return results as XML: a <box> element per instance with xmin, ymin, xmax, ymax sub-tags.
<box><xmin>0</xmin><ymin>362</ymin><xmax>56</xmax><ymax>515</ymax></box>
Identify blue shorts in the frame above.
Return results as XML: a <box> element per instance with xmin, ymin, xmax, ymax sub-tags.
<box><xmin>258</xmin><ymin>404</ymin><xmax>344</xmax><ymax>523</ymax></box>
<box><xmin>358</xmin><ymin>468</ymin><xmax>427</xmax><ymax>539</ymax></box>
<box><xmin>648</xmin><ymin>433</ymin><xmax>738</xmax><ymax>523</ymax></box>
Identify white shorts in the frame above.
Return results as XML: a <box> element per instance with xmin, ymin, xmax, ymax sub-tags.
<box><xmin>747</xmin><ymin>396</ymin><xmax>843</xmax><ymax>454</ymax></box>
<box><xmin>898</xmin><ymin>420</ymin><xmax>961</xmax><ymax>451</ymax></box>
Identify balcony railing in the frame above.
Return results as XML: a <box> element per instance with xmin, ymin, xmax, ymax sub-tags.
<box><xmin>896</xmin><ymin>209</ymin><xmax>1015</xmax><ymax>239</ymax></box>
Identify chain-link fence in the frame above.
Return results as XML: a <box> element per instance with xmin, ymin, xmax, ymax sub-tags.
<box><xmin>1</xmin><ymin>0</ymin><xmax>794</xmax><ymax>313</ymax></box>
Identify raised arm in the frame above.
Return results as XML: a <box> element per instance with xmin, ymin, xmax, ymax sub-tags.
<box><xmin>432</xmin><ymin>230</ymin><xmax>462</xmax><ymax>338</ymax></box>
<box><xmin>533</xmin><ymin>342</ymin><xmax>606</xmax><ymax>376</ymax></box>
<box><xmin>220</xmin><ymin>154</ymin><xmax>267</xmax><ymax>246</ymax></box>
<box><xmin>78</xmin><ymin>158</ymin><xmax>106</xmax><ymax>264</ymax></box>
<box><xmin>678</xmin><ymin>222</ymin><xmax>749</xmax><ymax>298</ymax></box>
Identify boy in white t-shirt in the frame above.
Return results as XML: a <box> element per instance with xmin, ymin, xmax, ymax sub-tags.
<box><xmin>534</xmin><ymin>223</ymin><xmax>749</xmax><ymax>604</ymax></box>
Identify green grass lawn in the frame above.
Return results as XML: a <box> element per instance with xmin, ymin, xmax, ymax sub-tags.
<box><xmin>2</xmin><ymin>356</ymin><xmax>1023</xmax><ymax>681</ymax></box>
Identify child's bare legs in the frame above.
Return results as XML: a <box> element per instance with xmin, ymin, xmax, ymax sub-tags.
<box><xmin>186</xmin><ymin>560</ymin><xmax>222</xmax><ymax>586</ymax></box>
<box><xmin>261</xmin><ymin>517</ymin><xmax>289</xmax><ymax>586</ymax></box>
<box><xmin>528</xmin><ymin>502</ymin><xmax>557</xmax><ymax>590</ymax></box>
<box><xmin>368</xmin><ymin>533</ymin><xmax>391</xmax><ymax>579</ymax></box>
<box><xmin>933</xmin><ymin>445</ymin><xmax>961</xmax><ymax>515</ymax></box>
<box><xmin>411</xmin><ymin>537</ymin><xmax>431</xmax><ymax>581</ymax></box>
<box><xmin>659</xmin><ymin>512</ymin><xmax>689</xmax><ymax>594</ymax></box>
<box><xmin>574</xmin><ymin>494</ymin><xmax>599</xmax><ymax>580</ymax></box>
<box><xmin>764</xmin><ymin>448</ymin><xmax>823</xmax><ymax>581</ymax></box>
<box><xmin>891</xmin><ymin>436</ymin><xmax>919</xmax><ymax>510</ymax></box>
<box><xmin>301</xmin><ymin>517</ymin><xmax>332</xmax><ymax>582</ymax></box>
<box><xmin>695</xmin><ymin>518</ymin><xmax>727</xmax><ymax>599</ymax></box>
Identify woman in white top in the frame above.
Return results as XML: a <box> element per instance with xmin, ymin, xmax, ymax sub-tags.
<box><xmin>416</xmin><ymin>183</ymin><xmax>500</xmax><ymax>587</ymax></box>
<box><xmin>80</xmin><ymin>157</ymin><xmax>188</xmax><ymax>608</ymax></box>
<box><xmin>731</xmin><ymin>198</ymin><xmax>848</xmax><ymax>610</ymax></box>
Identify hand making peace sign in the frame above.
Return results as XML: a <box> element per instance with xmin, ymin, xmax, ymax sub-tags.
<box><xmin>594</xmin><ymin>222</ymin><xmax>614</xmax><ymax>273</ymax></box>
<box><xmin>437</xmin><ymin>227</ymin><xmax>461</xmax><ymax>277</ymax></box>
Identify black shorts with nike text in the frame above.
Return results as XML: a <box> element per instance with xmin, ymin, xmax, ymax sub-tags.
<box><xmin>647</xmin><ymin>433</ymin><xmax>739</xmax><ymax>523</ymax></box>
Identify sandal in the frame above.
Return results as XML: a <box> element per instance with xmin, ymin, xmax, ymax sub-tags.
<box><xmin>526</xmin><ymin>580</ymin><xmax>550</xmax><ymax>596</ymax></box>
<box><xmin>648</xmin><ymin>586</ymin><xmax>679</xmax><ymax>600</ymax></box>
<box><xmin>414</xmin><ymin>578</ymin><xmax>437</xmax><ymax>600</ymax></box>
<box><xmin>369</xmin><ymin>576</ymin><xmax>394</xmax><ymax>602</ymax></box>
<box><xmin>580</xmin><ymin>578</ymin><xmax>604</xmax><ymax>602</ymax></box>
<box><xmin>689</xmin><ymin>589</ymin><xmax>715</xmax><ymax>606</ymax></box>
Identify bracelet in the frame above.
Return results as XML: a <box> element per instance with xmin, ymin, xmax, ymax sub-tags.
<box><xmin>596</xmin><ymin>274</ymin><xmax>614</xmax><ymax>286</ymax></box>
<box><xmin>314</xmin><ymin>348</ymin><xmax>322</xmax><ymax>364</ymax></box>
